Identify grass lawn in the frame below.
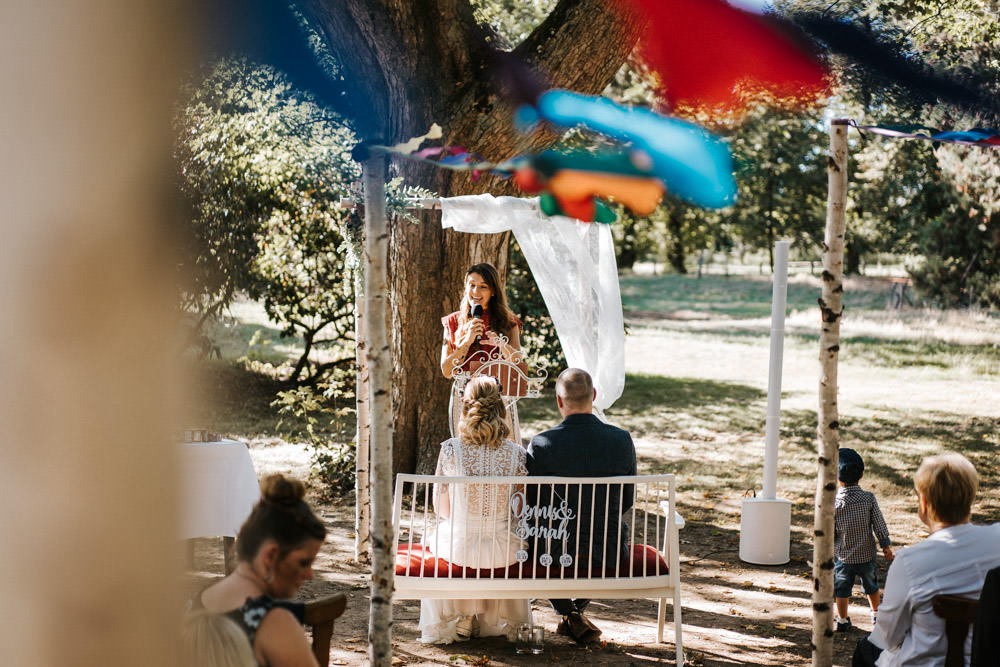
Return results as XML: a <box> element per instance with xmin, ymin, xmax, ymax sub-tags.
<box><xmin>520</xmin><ymin>271</ymin><xmax>1000</xmax><ymax>528</ymax></box>
<box><xmin>199</xmin><ymin>270</ymin><xmax>999</xmax><ymax>525</ymax></box>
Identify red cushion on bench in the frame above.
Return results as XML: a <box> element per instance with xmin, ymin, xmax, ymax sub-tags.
<box><xmin>395</xmin><ymin>544</ymin><xmax>668</xmax><ymax>579</ymax></box>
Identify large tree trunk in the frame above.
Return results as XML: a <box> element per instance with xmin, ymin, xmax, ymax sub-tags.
<box><xmin>388</xmin><ymin>209</ymin><xmax>510</xmax><ymax>473</ymax></box>
<box><xmin>666</xmin><ymin>208</ymin><xmax>688</xmax><ymax>274</ymax></box>
<box><xmin>300</xmin><ymin>0</ymin><xmax>641</xmax><ymax>472</ymax></box>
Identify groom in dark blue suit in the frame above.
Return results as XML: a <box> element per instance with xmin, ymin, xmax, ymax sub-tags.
<box><xmin>526</xmin><ymin>368</ymin><xmax>637</xmax><ymax>644</ymax></box>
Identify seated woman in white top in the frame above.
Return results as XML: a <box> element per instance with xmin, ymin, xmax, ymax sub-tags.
<box><xmin>854</xmin><ymin>452</ymin><xmax>1000</xmax><ymax>667</ymax></box>
<box><xmin>418</xmin><ymin>376</ymin><xmax>531</xmax><ymax>644</ymax></box>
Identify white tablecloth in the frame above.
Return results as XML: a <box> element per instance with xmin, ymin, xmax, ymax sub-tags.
<box><xmin>178</xmin><ymin>439</ymin><xmax>260</xmax><ymax>539</ymax></box>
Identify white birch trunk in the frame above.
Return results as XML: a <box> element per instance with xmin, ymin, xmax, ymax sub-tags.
<box><xmin>812</xmin><ymin>118</ymin><xmax>849</xmax><ymax>666</ymax></box>
<box><xmin>363</xmin><ymin>154</ymin><xmax>394</xmax><ymax>666</ymax></box>
<box><xmin>354</xmin><ymin>252</ymin><xmax>372</xmax><ymax>561</ymax></box>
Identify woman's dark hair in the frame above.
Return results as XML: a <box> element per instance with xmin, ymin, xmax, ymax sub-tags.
<box><xmin>460</xmin><ymin>262</ymin><xmax>519</xmax><ymax>335</ymax></box>
<box><xmin>235</xmin><ymin>474</ymin><xmax>326</xmax><ymax>561</ymax></box>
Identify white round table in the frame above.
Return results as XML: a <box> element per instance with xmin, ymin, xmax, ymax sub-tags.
<box><xmin>178</xmin><ymin>439</ymin><xmax>260</xmax><ymax>540</ymax></box>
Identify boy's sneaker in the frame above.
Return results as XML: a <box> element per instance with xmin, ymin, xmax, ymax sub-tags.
<box><xmin>835</xmin><ymin>617</ymin><xmax>853</xmax><ymax>632</ymax></box>
<box><xmin>871</xmin><ymin>611</ymin><xmax>877</xmax><ymax>625</ymax></box>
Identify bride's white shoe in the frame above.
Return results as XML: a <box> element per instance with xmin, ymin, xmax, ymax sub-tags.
<box><xmin>455</xmin><ymin>615</ymin><xmax>479</xmax><ymax>640</ymax></box>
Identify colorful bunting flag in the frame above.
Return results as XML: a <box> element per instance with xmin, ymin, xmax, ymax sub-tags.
<box><xmin>854</xmin><ymin>123</ymin><xmax>1000</xmax><ymax>148</ymax></box>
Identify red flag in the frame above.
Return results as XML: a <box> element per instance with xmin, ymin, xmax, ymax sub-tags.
<box><xmin>620</xmin><ymin>0</ymin><xmax>829</xmax><ymax>118</ymax></box>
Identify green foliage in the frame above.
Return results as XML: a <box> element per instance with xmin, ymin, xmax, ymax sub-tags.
<box><xmin>471</xmin><ymin>0</ymin><xmax>555</xmax><ymax>47</ymax></box>
<box><xmin>273</xmin><ymin>373</ymin><xmax>356</xmax><ymax>499</ymax></box>
<box><xmin>861</xmin><ymin>0</ymin><xmax>1000</xmax><ymax>304</ymax></box>
<box><xmin>909</xmin><ymin>202</ymin><xmax>1000</xmax><ymax>308</ymax></box>
<box><xmin>175</xmin><ymin>58</ymin><xmax>360</xmax><ymax>382</ymax></box>
<box><xmin>722</xmin><ymin>108</ymin><xmax>829</xmax><ymax>265</ymax></box>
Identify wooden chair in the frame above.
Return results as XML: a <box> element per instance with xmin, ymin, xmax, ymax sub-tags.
<box><xmin>932</xmin><ymin>594</ymin><xmax>978</xmax><ymax>667</ymax></box>
<box><xmin>304</xmin><ymin>592</ymin><xmax>348</xmax><ymax>667</ymax></box>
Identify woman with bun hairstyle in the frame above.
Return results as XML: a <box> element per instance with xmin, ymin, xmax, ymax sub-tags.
<box><xmin>440</xmin><ymin>262</ymin><xmax>524</xmax><ymax>379</ymax></box>
<box><xmin>418</xmin><ymin>376</ymin><xmax>532</xmax><ymax>644</ymax></box>
<box><xmin>194</xmin><ymin>474</ymin><xmax>327</xmax><ymax>667</ymax></box>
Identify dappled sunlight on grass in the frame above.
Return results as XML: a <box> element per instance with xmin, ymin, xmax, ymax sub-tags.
<box><xmin>626</xmin><ymin>398</ymin><xmax>999</xmax><ymax>530</ymax></box>
<box><xmin>613</xmin><ymin>373</ymin><xmax>766</xmax><ymax>437</ymax></box>
<box><xmin>840</xmin><ymin>337</ymin><xmax>1000</xmax><ymax>374</ymax></box>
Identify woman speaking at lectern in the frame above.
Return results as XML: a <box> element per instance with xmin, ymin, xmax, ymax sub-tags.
<box><xmin>440</xmin><ymin>262</ymin><xmax>523</xmax><ymax>379</ymax></box>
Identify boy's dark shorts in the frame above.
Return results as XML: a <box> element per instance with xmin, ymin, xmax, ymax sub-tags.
<box><xmin>834</xmin><ymin>557</ymin><xmax>880</xmax><ymax>597</ymax></box>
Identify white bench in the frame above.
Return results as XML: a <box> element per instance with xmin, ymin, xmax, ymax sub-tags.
<box><xmin>392</xmin><ymin>473</ymin><xmax>684</xmax><ymax>661</ymax></box>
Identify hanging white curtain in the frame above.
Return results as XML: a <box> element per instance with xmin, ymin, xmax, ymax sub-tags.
<box><xmin>441</xmin><ymin>194</ymin><xmax>625</xmax><ymax>411</ymax></box>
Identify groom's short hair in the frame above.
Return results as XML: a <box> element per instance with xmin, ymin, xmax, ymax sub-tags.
<box><xmin>556</xmin><ymin>368</ymin><xmax>594</xmax><ymax>409</ymax></box>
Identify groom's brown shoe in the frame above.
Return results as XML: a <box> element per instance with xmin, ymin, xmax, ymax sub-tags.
<box><xmin>560</xmin><ymin>611</ymin><xmax>602</xmax><ymax>644</ymax></box>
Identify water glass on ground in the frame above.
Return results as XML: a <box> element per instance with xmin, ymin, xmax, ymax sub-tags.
<box><xmin>515</xmin><ymin>624</ymin><xmax>544</xmax><ymax>654</ymax></box>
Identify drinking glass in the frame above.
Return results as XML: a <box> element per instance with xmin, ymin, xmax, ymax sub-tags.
<box><xmin>515</xmin><ymin>623</ymin><xmax>543</xmax><ymax>654</ymax></box>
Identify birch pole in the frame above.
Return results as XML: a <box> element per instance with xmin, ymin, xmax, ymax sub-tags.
<box><xmin>362</xmin><ymin>152</ymin><xmax>394</xmax><ymax>666</ymax></box>
<box><xmin>352</xmin><ymin>230</ymin><xmax>372</xmax><ymax>561</ymax></box>
<box><xmin>812</xmin><ymin>118</ymin><xmax>848</xmax><ymax>666</ymax></box>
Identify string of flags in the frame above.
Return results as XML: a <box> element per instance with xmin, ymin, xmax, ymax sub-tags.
<box><xmin>853</xmin><ymin>123</ymin><xmax>1000</xmax><ymax>148</ymax></box>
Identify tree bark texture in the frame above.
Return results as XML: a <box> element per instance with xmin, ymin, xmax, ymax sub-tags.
<box><xmin>298</xmin><ymin>0</ymin><xmax>641</xmax><ymax>473</ymax></box>
<box><xmin>353</xmin><ymin>257</ymin><xmax>372</xmax><ymax>560</ymax></box>
<box><xmin>388</xmin><ymin>208</ymin><xmax>510</xmax><ymax>474</ymax></box>
<box><xmin>363</xmin><ymin>154</ymin><xmax>394</xmax><ymax>666</ymax></box>
<box><xmin>812</xmin><ymin>119</ymin><xmax>849</xmax><ymax>667</ymax></box>
<box><xmin>667</xmin><ymin>208</ymin><xmax>688</xmax><ymax>274</ymax></box>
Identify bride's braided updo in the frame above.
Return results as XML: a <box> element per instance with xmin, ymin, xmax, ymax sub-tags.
<box><xmin>458</xmin><ymin>376</ymin><xmax>510</xmax><ymax>447</ymax></box>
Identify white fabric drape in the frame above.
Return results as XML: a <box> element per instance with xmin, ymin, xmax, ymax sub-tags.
<box><xmin>441</xmin><ymin>194</ymin><xmax>624</xmax><ymax>410</ymax></box>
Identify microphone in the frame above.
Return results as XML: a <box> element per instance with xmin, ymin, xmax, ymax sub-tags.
<box><xmin>470</xmin><ymin>304</ymin><xmax>483</xmax><ymax>343</ymax></box>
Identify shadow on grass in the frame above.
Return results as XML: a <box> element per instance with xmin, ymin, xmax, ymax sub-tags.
<box><xmin>187</xmin><ymin>359</ymin><xmax>356</xmax><ymax>438</ymax></box>
<box><xmin>841</xmin><ymin>337</ymin><xmax>1000</xmax><ymax>371</ymax></box>
<box><xmin>536</xmin><ymin>375</ymin><xmax>1000</xmax><ymax>524</ymax></box>
<box><xmin>614</xmin><ymin>373</ymin><xmax>767</xmax><ymax>438</ymax></box>
<box><xmin>518</xmin><ymin>373</ymin><xmax>768</xmax><ymax>441</ymax></box>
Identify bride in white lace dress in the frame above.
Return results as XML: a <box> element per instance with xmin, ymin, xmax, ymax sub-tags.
<box><xmin>418</xmin><ymin>376</ymin><xmax>532</xmax><ymax>644</ymax></box>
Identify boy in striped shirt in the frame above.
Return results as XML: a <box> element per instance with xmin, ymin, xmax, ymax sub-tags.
<box><xmin>834</xmin><ymin>448</ymin><xmax>894</xmax><ymax>632</ymax></box>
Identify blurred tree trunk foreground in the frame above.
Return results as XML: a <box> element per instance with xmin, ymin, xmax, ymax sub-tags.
<box><xmin>299</xmin><ymin>0</ymin><xmax>640</xmax><ymax>472</ymax></box>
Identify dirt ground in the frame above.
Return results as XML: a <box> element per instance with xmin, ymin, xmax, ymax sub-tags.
<box><xmin>183</xmin><ymin>442</ymin><xmax>895</xmax><ymax>667</ymax></box>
